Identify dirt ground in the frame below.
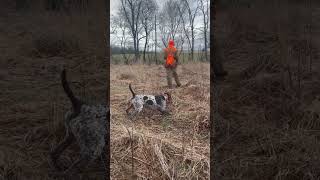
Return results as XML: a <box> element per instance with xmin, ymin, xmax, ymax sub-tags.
<box><xmin>110</xmin><ymin>63</ymin><xmax>210</xmax><ymax>179</ymax></box>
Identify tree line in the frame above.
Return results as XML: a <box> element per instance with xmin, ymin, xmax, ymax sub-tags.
<box><xmin>111</xmin><ymin>0</ymin><xmax>210</xmax><ymax>64</ymax></box>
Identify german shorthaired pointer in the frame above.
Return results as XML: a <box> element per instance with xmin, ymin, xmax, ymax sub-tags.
<box><xmin>49</xmin><ymin>69</ymin><xmax>109</xmax><ymax>178</ymax></box>
<box><xmin>126</xmin><ymin>83</ymin><xmax>172</xmax><ymax>117</ymax></box>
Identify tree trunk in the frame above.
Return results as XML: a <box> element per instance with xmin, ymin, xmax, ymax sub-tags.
<box><xmin>203</xmin><ymin>2</ymin><xmax>208</xmax><ymax>62</ymax></box>
<box><xmin>191</xmin><ymin>25</ymin><xmax>194</xmax><ymax>61</ymax></box>
<box><xmin>204</xmin><ymin>30</ymin><xmax>208</xmax><ymax>61</ymax></box>
<box><xmin>155</xmin><ymin>14</ymin><xmax>157</xmax><ymax>65</ymax></box>
<box><xmin>133</xmin><ymin>34</ymin><xmax>139</xmax><ymax>63</ymax></box>
<box><xmin>143</xmin><ymin>33</ymin><xmax>148</xmax><ymax>64</ymax></box>
<box><xmin>136</xmin><ymin>36</ymin><xmax>140</xmax><ymax>63</ymax></box>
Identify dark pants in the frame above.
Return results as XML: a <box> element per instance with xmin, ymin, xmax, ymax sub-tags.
<box><xmin>166</xmin><ymin>67</ymin><xmax>181</xmax><ymax>88</ymax></box>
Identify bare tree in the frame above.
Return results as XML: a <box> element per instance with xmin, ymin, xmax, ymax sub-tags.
<box><xmin>177</xmin><ymin>3</ymin><xmax>191</xmax><ymax>60</ymax></box>
<box><xmin>111</xmin><ymin>0</ymin><xmax>207</xmax><ymax>65</ymax></box>
<box><xmin>154</xmin><ymin>13</ymin><xmax>158</xmax><ymax>64</ymax></box>
<box><xmin>158</xmin><ymin>0</ymin><xmax>183</xmax><ymax>47</ymax></box>
<box><xmin>119</xmin><ymin>0</ymin><xmax>144</xmax><ymax>62</ymax></box>
<box><xmin>198</xmin><ymin>0</ymin><xmax>209</xmax><ymax>61</ymax></box>
<box><xmin>178</xmin><ymin>0</ymin><xmax>199</xmax><ymax>61</ymax></box>
<box><xmin>157</xmin><ymin>0</ymin><xmax>187</xmax><ymax>65</ymax></box>
<box><xmin>111</xmin><ymin>14</ymin><xmax>132</xmax><ymax>64</ymax></box>
<box><xmin>140</xmin><ymin>0</ymin><xmax>158</xmax><ymax>63</ymax></box>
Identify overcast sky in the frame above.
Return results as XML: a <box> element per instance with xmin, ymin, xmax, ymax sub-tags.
<box><xmin>109</xmin><ymin>0</ymin><xmax>209</xmax><ymax>51</ymax></box>
<box><xmin>110</xmin><ymin>0</ymin><xmax>120</xmax><ymax>16</ymax></box>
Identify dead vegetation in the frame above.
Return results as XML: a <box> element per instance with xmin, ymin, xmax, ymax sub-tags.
<box><xmin>0</xmin><ymin>1</ymin><xmax>107</xmax><ymax>179</ymax></box>
<box><xmin>111</xmin><ymin>63</ymin><xmax>210</xmax><ymax>179</ymax></box>
<box><xmin>213</xmin><ymin>1</ymin><xmax>320</xmax><ymax>179</ymax></box>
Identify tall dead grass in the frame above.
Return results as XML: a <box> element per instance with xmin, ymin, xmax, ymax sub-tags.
<box><xmin>0</xmin><ymin>1</ymin><xmax>107</xmax><ymax>179</ymax></box>
<box><xmin>111</xmin><ymin>63</ymin><xmax>210</xmax><ymax>179</ymax></box>
<box><xmin>213</xmin><ymin>1</ymin><xmax>320</xmax><ymax>179</ymax></box>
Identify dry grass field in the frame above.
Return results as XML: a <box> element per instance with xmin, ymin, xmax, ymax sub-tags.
<box><xmin>213</xmin><ymin>1</ymin><xmax>320</xmax><ymax>179</ymax></box>
<box><xmin>0</xmin><ymin>2</ymin><xmax>107</xmax><ymax>179</ymax></box>
<box><xmin>110</xmin><ymin>63</ymin><xmax>210</xmax><ymax>179</ymax></box>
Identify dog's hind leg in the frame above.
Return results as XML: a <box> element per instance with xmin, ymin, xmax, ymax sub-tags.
<box><xmin>126</xmin><ymin>104</ymin><xmax>134</xmax><ymax>114</ymax></box>
<box><xmin>49</xmin><ymin>127</ymin><xmax>74</xmax><ymax>171</ymax></box>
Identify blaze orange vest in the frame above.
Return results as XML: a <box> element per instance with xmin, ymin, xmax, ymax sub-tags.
<box><xmin>164</xmin><ymin>47</ymin><xmax>177</xmax><ymax>65</ymax></box>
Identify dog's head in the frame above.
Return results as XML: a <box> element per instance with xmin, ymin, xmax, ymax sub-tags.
<box><xmin>163</xmin><ymin>92</ymin><xmax>172</xmax><ymax>104</ymax></box>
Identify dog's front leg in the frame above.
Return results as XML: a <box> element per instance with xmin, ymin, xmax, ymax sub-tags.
<box><xmin>128</xmin><ymin>104</ymin><xmax>143</xmax><ymax>120</ymax></box>
<box><xmin>128</xmin><ymin>110</ymin><xmax>139</xmax><ymax>120</ymax></box>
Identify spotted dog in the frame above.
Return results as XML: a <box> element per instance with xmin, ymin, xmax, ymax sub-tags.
<box><xmin>49</xmin><ymin>69</ymin><xmax>109</xmax><ymax>177</ymax></box>
<box><xmin>126</xmin><ymin>83</ymin><xmax>172</xmax><ymax>117</ymax></box>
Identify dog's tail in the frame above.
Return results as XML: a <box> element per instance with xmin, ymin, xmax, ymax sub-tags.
<box><xmin>129</xmin><ymin>83</ymin><xmax>135</xmax><ymax>98</ymax></box>
<box><xmin>61</xmin><ymin>69</ymin><xmax>82</xmax><ymax>114</ymax></box>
